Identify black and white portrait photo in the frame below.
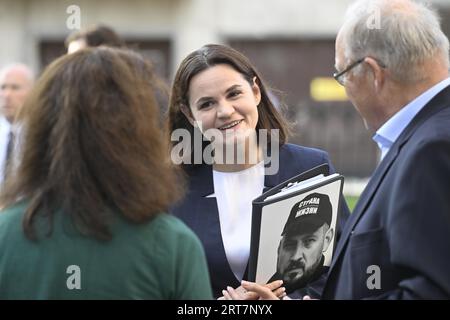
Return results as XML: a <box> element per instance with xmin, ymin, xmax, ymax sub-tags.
<box><xmin>250</xmin><ymin>178</ymin><xmax>342</xmax><ymax>294</ymax></box>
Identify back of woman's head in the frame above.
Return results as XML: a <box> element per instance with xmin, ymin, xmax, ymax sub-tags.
<box><xmin>1</xmin><ymin>47</ymin><xmax>182</xmax><ymax>241</ymax></box>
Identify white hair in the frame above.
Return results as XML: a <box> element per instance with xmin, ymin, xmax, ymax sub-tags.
<box><xmin>341</xmin><ymin>0</ymin><xmax>450</xmax><ymax>83</ymax></box>
<box><xmin>0</xmin><ymin>63</ymin><xmax>35</xmax><ymax>85</ymax></box>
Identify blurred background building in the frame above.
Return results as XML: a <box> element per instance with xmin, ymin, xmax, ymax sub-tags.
<box><xmin>1</xmin><ymin>0</ymin><xmax>449</xmax><ymax>185</ymax></box>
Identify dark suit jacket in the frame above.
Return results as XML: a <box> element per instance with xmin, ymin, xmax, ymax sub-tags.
<box><xmin>323</xmin><ymin>85</ymin><xmax>450</xmax><ymax>300</ymax></box>
<box><xmin>171</xmin><ymin>143</ymin><xmax>350</xmax><ymax>298</ymax></box>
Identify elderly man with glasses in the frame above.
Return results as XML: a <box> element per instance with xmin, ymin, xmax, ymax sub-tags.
<box><xmin>234</xmin><ymin>0</ymin><xmax>450</xmax><ymax>300</ymax></box>
<box><xmin>322</xmin><ymin>0</ymin><xmax>450</xmax><ymax>299</ymax></box>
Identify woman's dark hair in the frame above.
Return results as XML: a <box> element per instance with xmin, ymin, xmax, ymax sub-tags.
<box><xmin>0</xmin><ymin>47</ymin><xmax>183</xmax><ymax>241</ymax></box>
<box><xmin>65</xmin><ymin>25</ymin><xmax>125</xmax><ymax>49</ymax></box>
<box><xmin>167</xmin><ymin>44</ymin><xmax>290</xmax><ymax>163</ymax></box>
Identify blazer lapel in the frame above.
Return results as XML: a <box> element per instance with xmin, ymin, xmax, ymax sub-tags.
<box><xmin>264</xmin><ymin>168</ymin><xmax>281</xmax><ymax>191</ymax></box>
<box><xmin>190</xmin><ymin>164</ymin><xmax>215</xmax><ymax>197</ymax></box>
<box><xmin>328</xmin><ymin>144</ymin><xmax>400</xmax><ymax>273</ymax></box>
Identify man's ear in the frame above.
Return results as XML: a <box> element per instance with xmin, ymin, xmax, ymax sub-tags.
<box><xmin>180</xmin><ymin>104</ymin><xmax>196</xmax><ymax>127</ymax></box>
<box><xmin>277</xmin><ymin>239</ymin><xmax>283</xmax><ymax>256</ymax></box>
<box><xmin>322</xmin><ymin>227</ymin><xmax>334</xmax><ymax>253</ymax></box>
<box><xmin>275</xmin><ymin>240</ymin><xmax>284</xmax><ymax>272</ymax></box>
<box><xmin>365</xmin><ymin>57</ymin><xmax>385</xmax><ymax>92</ymax></box>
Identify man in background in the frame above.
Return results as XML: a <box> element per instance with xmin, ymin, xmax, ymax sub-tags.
<box><xmin>65</xmin><ymin>25</ymin><xmax>125</xmax><ymax>54</ymax></box>
<box><xmin>0</xmin><ymin>63</ymin><xmax>34</xmax><ymax>182</ymax></box>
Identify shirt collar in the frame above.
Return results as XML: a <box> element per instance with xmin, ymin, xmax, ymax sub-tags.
<box><xmin>0</xmin><ymin>116</ymin><xmax>10</xmax><ymax>129</ymax></box>
<box><xmin>373</xmin><ymin>77</ymin><xmax>450</xmax><ymax>160</ymax></box>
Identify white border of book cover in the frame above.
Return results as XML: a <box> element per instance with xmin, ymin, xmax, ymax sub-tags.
<box><xmin>253</xmin><ymin>179</ymin><xmax>342</xmax><ymax>284</ymax></box>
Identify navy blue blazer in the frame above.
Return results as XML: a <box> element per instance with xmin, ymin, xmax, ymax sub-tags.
<box><xmin>171</xmin><ymin>143</ymin><xmax>350</xmax><ymax>298</ymax></box>
<box><xmin>323</xmin><ymin>85</ymin><xmax>450</xmax><ymax>299</ymax></box>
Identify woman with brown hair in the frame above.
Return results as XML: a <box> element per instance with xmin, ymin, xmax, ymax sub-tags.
<box><xmin>0</xmin><ymin>47</ymin><xmax>212</xmax><ymax>299</ymax></box>
<box><xmin>168</xmin><ymin>44</ymin><xmax>349</xmax><ymax>299</ymax></box>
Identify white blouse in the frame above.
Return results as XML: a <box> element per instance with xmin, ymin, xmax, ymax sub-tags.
<box><xmin>213</xmin><ymin>161</ymin><xmax>265</xmax><ymax>281</ymax></box>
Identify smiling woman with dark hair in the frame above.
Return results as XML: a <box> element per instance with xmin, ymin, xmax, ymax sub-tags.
<box><xmin>168</xmin><ymin>44</ymin><xmax>350</xmax><ymax>299</ymax></box>
<box><xmin>0</xmin><ymin>47</ymin><xmax>212</xmax><ymax>299</ymax></box>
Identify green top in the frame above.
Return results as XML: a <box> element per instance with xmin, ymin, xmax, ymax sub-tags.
<box><xmin>0</xmin><ymin>201</ymin><xmax>213</xmax><ymax>299</ymax></box>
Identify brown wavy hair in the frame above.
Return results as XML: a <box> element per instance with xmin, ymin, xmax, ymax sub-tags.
<box><xmin>0</xmin><ymin>47</ymin><xmax>183</xmax><ymax>241</ymax></box>
<box><xmin>167</xmin><ymin>44</ymin><xmax>290</xmax><ymax>164</ymax></box>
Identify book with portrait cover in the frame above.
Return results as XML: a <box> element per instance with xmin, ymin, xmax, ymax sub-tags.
<box><xmin>248</xmin><ymin>164</ymin><xmax>344</xmax><ymax>293</ymax></box>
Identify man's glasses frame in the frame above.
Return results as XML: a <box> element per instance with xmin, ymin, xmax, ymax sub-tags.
<box><xmin>333</xmin><ymin>58</ymin><xmax>365</xmax><ymax>86</ymax></box>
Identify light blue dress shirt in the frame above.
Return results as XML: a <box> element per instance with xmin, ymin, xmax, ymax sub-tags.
<box><xmin>373</xmin><ymin>77</ymin><xmax>450</xmax><ymax>161</ymax></box>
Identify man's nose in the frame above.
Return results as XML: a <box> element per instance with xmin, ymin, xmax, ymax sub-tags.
<box><xmin>291</xmin><ymin>246</ymin><xmax>305</xmax><ymax>261</ymax></box>
<box><xmin>216</xmin><ymin>100</ymin><xmax>235</xmax><ymax>118</ymax></box>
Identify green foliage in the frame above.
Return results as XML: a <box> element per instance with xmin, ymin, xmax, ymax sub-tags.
<box><xmin>344</xmin><ymin>196</ymin><xmax>359</xmax><ymax>213</ymax></box>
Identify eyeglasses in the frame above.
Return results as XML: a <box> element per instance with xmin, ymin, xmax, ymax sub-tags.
<box><xmin>333</xmin><ymin>58</ymin><xmax>365</xmax><ymax>86</ymax></box>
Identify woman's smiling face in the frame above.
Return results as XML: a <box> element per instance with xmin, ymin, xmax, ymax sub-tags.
<box><xmin>184</xmin><ymin>64</ymin><xmax>261</xmax><ymax>144</ymax></box>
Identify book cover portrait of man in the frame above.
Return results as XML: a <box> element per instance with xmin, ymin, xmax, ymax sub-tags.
<box><xmin>270</xmin><ymin>193</ymin><xmax>335</xmax><ymax>293</ymax></box>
